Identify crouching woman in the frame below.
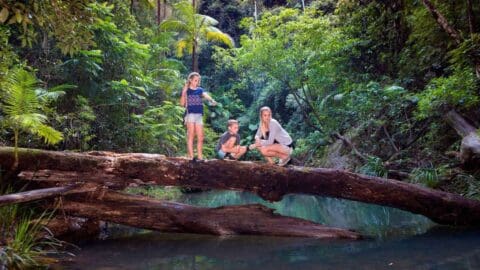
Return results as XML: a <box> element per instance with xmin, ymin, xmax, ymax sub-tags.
<box><xmin>249</xmin><ymin>106</ymin><xmax>293</xmax><ymax>166</ymax></box>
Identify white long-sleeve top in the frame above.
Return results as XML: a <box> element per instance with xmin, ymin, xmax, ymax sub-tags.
<box><xmin>255</xmin><ymin>119</ymin><xmax>292</xmax><ymax>146</ymax></box>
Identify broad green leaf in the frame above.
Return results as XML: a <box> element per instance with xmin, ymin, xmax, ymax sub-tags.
<box><xmin>0</xmin><ymin>7</ymin><xmax>9</xmax><ymax>23</ymax></box>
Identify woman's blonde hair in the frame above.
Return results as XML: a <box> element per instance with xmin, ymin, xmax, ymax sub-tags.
<box><xmin>259</xmin><ymin>106</ymin><xmax>272</xmax><ymax>139</ymax></box>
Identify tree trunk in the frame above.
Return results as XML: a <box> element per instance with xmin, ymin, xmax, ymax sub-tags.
<box><xmin>0</xmin><ymin>185</ymin><xmax>94</xmax><ymax>207</ymax></box>
<box><xmin>59</xmin><ymin>190</ymin><xmax>361</xmax><ymax>239</ymax></box>
<box><xmin>445</xmin><ymin>110</ymin><xmax>480</xmax><ymax>167</ymax></box>
<box><xmin>421</xmin><ymin>0</ymin><xmax>462</xmax><ymax>44</ymax></box>
<box><xmin>422</xmin><ymin>0</ymin><xmax>480</xmax><ymax>78</ymax></box>
<box><xmin>156</xmin><ymin>0</ymin><xmax>161</xmax><ymax>24</ymax></box>
<box><xmin>192</xmin><ymin>44</ymin><xmax>198</xmax><ymax>72</ymax></box>
<box><xmin>2</xmin><ymin>147</ymin><xmax>480</xmax><ymax>226</ymax></box>
<box><xmin>467</xmin><ymin>0</ymin><xmax>476</xmax><ymax>34</ymax></box>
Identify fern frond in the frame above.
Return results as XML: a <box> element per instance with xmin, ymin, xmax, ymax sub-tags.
<box><xmin>35</xmin><ymin>124</ymin><xmax>63</xmax><ymax>145</ymax></box>
<box><xmin>2</xmin><ymin>69</ymin><xmax>40</xmax><ymax>116</ymax></box>
<box><xmin>1</xmin><ymin>68</ymin><xmax>63</xmax><ymax>147</ymax></box>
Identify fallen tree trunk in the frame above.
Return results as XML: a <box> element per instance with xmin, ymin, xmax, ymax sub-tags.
<box><xmin>60</xmin><ymin>190</ymin><xmax>361</xmax><ymax>239</ymax></box>
<box><xmin>445</xmin><ymin>110</ymin><xmax>480</xmax><ymax>167</ymax></box>
<box><xmin>2</xmin><ymin>147</ymin><xmax>480</xmax><ymax>226</ymax></box>
<box><xmin>0</xmin><ymin>185</ymin><xmax>95</xmax><ymax>207</ymax></box>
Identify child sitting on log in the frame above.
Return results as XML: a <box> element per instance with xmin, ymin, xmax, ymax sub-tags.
<box><xmin>216</xmin><ymin>119</ymin><xmax>247</xmax><ymax>160</ymax></box>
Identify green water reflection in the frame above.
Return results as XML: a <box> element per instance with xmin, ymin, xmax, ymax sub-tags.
<box><xmin>178</xmin><ymin>190</ymin><xmax>434</xmax><ymax>238</ymax></box>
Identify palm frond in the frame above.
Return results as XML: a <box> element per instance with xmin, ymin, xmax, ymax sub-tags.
<box><xmin>160</xmin><ymin>20</ymin><xmax>187</xmax><ymax>33</ymax></box>
<box><xmin>196</xmin><ymin>14</ymin><xmax>218</xmax><ymax>27</ymax></box>
<box><xmin>35</xmin><ymin>83</ymin><xmax>76</xmax><ymax>102</ymax></box>
<box><xmin>35</xmin><ymin>84</ymin><xmax>75</xmax><ymax>102</ymax></box>
<box><xmin>45</xmin><ymin>84</ymin><xmax>77</xmax><ymax>93</ymax></box>
<box><xmin>205</xmin><ymin>31</ymin><xmax>234</xmax><ymax>48</ymax></box>
<box><xmin>14</xmin><ymin>113</ymin><xmax>48</xmax><ymax>130</ymax></box>
<box><xmin>35</xmin><ymin>124</ymin><xmax>63</xmax><ymax>145</ymax></box>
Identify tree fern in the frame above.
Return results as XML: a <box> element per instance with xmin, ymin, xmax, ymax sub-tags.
<box><xmin>0</xmin><ymin>68</ymin><xmax>63</xmax><ymax>166</ymax></box>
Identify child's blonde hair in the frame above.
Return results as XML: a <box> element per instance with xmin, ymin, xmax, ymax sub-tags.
<box><xmin>187</xmin><ymin>72</ymin><xmax>200</xmax><ymax>86</ymax></box>
<box><xmin>227</xmin><ymin>119</ymin><xmax>239</xmax><ymax>128</ymax></box>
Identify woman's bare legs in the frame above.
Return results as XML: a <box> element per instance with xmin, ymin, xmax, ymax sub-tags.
<box><xmin>258</xmin><ymin>144</ymin><xmax>290</xmax><ymax>163</ymax></box>
<box><xmin>195</xmin><ymin>123</ymin><xmax>204</xmax><ymax>160</ymax></box>
<box><xmin>186</xmin><ymin>122</ymin><xmax>195</xmax><ymax>159</ymax></box>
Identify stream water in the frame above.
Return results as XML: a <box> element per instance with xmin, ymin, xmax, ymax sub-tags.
<box><xmin>56</xmin><ymin>190</ymin><xmax>480</xmax><ymax>270</ymax></box>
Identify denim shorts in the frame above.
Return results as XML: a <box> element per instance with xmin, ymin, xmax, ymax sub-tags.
<box><xmin>184</xmin><ymin>113</ymin><xmax>203</xmax><ymax>125</ymax></box>
<box><xmin>217</xmin><ymin>149</ymin><xmax>227</xmax><ymax>159</ymax></box>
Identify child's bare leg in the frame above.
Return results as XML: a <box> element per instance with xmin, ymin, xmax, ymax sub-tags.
<box><xmin>186</xmin><ymin>122</ymin><xmax>195</xmax><ymax>159</ymax></box>
<box><xmin>232</xmin><ymin>146</ymin><xmax>247</xmax><ymax>159</ymax></box>
<box><xmin>195</xmin><ymin>124</ymin><xmax>204</xmax><ymax>160</ymax></box>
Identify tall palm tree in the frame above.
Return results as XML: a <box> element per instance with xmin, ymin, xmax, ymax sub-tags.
<box><xmin>160</xmin><ymin>0</ymin><xmax>234</xmax><ymax>72</ymax></box>
<box><xmin>0</xmin><ymin>68</ymin><xmax>64</xmax><ymax>166</ymax></box>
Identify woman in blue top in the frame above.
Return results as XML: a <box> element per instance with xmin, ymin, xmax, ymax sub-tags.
<box><xmin>180</xmin><ymin>72</ymin><xmax>217</xmax><ymax>160</ymax></box>
<box><xmin>249</xmin><ymin>106</ymin><xmax>293</xmax><ymax>166</ymax></box>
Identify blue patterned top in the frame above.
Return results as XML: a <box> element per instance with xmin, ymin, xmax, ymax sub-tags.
<box><xmin>186</xmin><ymin>87</ymin><xmax>204</xmax><ymax>114</ymax></box>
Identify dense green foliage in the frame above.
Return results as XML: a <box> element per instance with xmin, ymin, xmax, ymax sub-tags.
<box><xmin>0</xmin><ymin>0</ymin><xmax>477</xmax><ymax>179</ymax></box>
<box><xmin>0</xmin><ymin>0</ymin><xmax>479</xmax><ymax>266</ymax></box>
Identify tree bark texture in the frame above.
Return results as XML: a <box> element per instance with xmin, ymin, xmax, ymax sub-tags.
<box><xmin>2</xmin><ymin>147</ymin><xmax>480</xmax><ymax>226</ymax></box>
<box><xmin>0</xmin><ymin>184</ymin><xmax>94</xmax><ymax>207</ymax></box>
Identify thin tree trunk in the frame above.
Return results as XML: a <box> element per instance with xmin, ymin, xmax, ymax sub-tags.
<box><xmin>290</xmin><ymin>91</ymin><xmax>324</xmax><ymax>133</ymax></box>
<box><xmin>254</xmin><ymin>0</ymin><xmax>258</xmax><ymax>24</ymax></box>
<box><xmin>193</xmin><ymin>40</ymin><xmax>198</xmax><ymax>72</ymax></box>
<box><xmin>162</xmin><ymin>0</ymin><xmax>167</xmax><ymax>20</ymax></box>
<box><xmin>0</xmin><ymin>185</ymin><xmax>94</xmax><ymax>207</ymax></box>
<box><xmin>421</xmin><ymin>0</ymin><xmax>462</xmax><ymax>44</ymax></box>
<box><xmin>332</xmin><ymin>132</ymin><xmax>368</xmax><ymax>162</ymax></box>
<box><xmin>157</xmin><ymin>0</ymin><xmax>161</xmax><ymax>24</ymax></box>
<box><xmin>467</xmin><ymin>0</ymin><xmax>476</xmax><ymax>34</ymax></box>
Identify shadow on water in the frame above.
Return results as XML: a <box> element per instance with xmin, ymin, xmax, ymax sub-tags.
<box><xmin>59</xmin><ymin>229</ymin><xmax>480</xmax><ymax>270</ymax></box>
<box><xmin>56</xmin><ymin>190</ymin><xmax>480</xmax><ymax>270</ymax></box>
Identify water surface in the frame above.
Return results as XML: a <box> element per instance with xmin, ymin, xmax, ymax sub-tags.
<box><xmin>57</xmin><ymin>191</ymin><xmax>480</xmax><ymax>270</ymax></box>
